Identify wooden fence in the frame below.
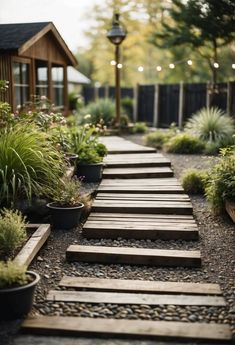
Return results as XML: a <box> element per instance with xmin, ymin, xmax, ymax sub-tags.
<box><xmin>82</xmin><ymin>82</ymin><xmax>235</xmax><ymax>128</ymax></box>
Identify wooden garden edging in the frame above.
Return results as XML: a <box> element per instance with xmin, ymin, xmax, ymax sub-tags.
<box><xmin>14</xmin><ymin>224</ymin><xmax>51</xmax><ymax>267</ymax></box>
<box><xmin>225</xmin><ymin>200</ymin><xmax>235</xmax><ymax>223</ymax></box>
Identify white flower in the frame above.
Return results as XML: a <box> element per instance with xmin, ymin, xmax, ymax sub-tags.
<box><xmin>84</xmin><ymin>114</ymin><xmax>91</xmax><ymax>120</ymax></box>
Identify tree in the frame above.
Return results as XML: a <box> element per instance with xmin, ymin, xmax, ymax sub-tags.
<box><xmin>149</xmin><ymin>0</ymin><xmax>235</xmax><ymax>85</ymax></box>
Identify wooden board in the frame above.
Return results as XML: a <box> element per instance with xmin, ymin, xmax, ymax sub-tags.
<box><xmin>225</xmin><ymin>200</ymin><xmax>235</xmax><ymax>223</ymax></box>
<box><xmin>103</xmin><ymin>167</ymin><xmax>173</xmax><ymax>179</ymax></box>
<box><xmin>104</xmin><ymin>156</ymin><xmax>171</xmax><ymax>168</ymax></box>
<box><xmin>59</xmin><ymin>276</ymin><xmax>222</xmax><ymax>295</ymax></box>
<box><xmin>91</xmin><ymin>199</ymin><xmax>193</xmax><ymax>215</ymax></box>
<box><xmin>14</xmin><ymin>224</ymin><xmax>51</xmax><ymax>267</ymax></box>
<box><xmin>22</xmin><ymin>316</ymin><xmax>232</xmax><ymax>342</ymax></box>
<box><xmin>100</xmin><ymin>178</ymin><xmax>180</xmax><ymax>185</ymax></box>
<box><xmin>88</xmin><ymin>212</ymin><xmax>195</xmax><ymax>220</ymax></box>
<box><xmin>66</xmin><ymin>245</ymin><xmax>201</xmax><ymax>267</ymax></box>
<box><xmin>82</xmin><ymin>222</ymin><xmax>198</xmax><ymax>240</ymax></box>
<box><xmin>96</xmin><ymin>193</ymin><xmax>190</xmax><ymax>201</ymax></box>
<box><xmin>47</xmin><ymin>290</ymin><xmax>226</xmax><ymax>306</ymax></box>
<box><xmin>99</xmin><ymin>136</ymin><xmax>156</xmax><ymax>154</ymax></box>
<box><xmin>97</xmin><ymin>186</ymin><xmax>185</xmax><ymax>194</ymax></box>
<box><xmin>105</xmin><ymin>153</ymin><xmax>166</xmax><ymax>160</ymax></box>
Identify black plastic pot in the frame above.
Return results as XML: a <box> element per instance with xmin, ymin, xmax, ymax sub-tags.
<box><xmin>0</xmin><ymin>271</ymin><xmax>40</xmax><ymax>320</ymax></box>
<box><xmin>65</xmin><ymin>153</ymin><xmax>78</xmax><ymax>166</ymax></box>
<box><xmin>76</xmin><ymin>163</ymin><xmax>103</xmax><ymax>182</ymax></box>
<box><xmin>46</xmin><ymin>202</ymin><xmax>84</xmax><ymax>229</ymax></box>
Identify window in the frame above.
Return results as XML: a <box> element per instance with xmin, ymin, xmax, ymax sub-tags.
<box><xmin>13</xmin><ymin>62</ymin><xmax>30</xmax><ymax>108</ymax></box>
<box><xmin>52</xmin><ymin>65</ymin><xmax>64</xmax><ymax>107</ymax></box>
<box><xmin>36</xmin><ymin>60</ymin><xmax>48</xmax><ymax>97</ymax></box>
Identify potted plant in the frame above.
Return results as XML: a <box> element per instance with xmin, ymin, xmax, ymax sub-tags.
<box><xmin>71</xmin><ymin>124</ymin><xmax>108</xmax><ymax>182</ymax></box>
<box><xmin>0</xmin><ymin>261</ymin><xmax>40</xmax><ymax>320</ymax></box>
<box><xmin>46</xmin><ymin>177</ymin><xmax>84</xmax><ymax>229</ymax></box>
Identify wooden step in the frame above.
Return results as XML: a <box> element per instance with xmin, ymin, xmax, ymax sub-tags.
<box><xmin>96</xmin><ymin>193</ymin><xmax>190</xmax><ymax>201</ymax></box>
<box><xmin>97</xmin><ymin>185</ymin><xmax>185</xmax><ymax>194</ymax></box>
<box><xmin>91</xmin><ymin>199</ymin><xmax>193</xmax><ymax>215</ymax></box>
<box><xmin>100</xmin><ymin>178</ymin><xmax>180</xmax><ymax>185</ymax></box>
<box><xmin>22</xmin><ymin>316</ymin><xmax>232</xmax><ymax>342</ymax></box>
<box><xmin>66</xmin><ymin>245</ymin><xmax>201</xmax><ymax>267</ymax></box>
<box><xmin>47</xmin><ymin>290</ymin><xmax>226</xmax><ymax>306</ymax></box>
<box><xmin>59</xmin><ymin>276</ymin><xmax>222</xmax><ymax>295</ymax></box>
<box><xmin>99</xmin><ymin>136</ymin><xmax>156</xmax><ymax>154</ymax></box>
<box><xmin>88</xmin><ymin>212</ymin><xmax>196</xmax><ymax>223</ymax></box>
<box><xmin>103</xmin><ymin>167</ymin><xmax>173</xmax><ymax>179</ymax></box>
<box><xmin>104</xmin><ymin>157</ymin><xmax>171</xmax><ymax>168</ymax></box>
<box><xmin>83</xmin><ymin>221</ymin><xmax>199</xmax><ymax>240</ymax></box>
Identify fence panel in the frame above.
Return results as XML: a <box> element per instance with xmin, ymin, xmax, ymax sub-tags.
<box><xmin>137</xmin><ymin>85</ymin><xmax>155</xmax><ymax>124</ymax></box>
<box><xmin>158</xmin><ymin>84</ymin><xmax>179</xmax><ymax>127</ymax></box>
<box><xmin>183</xmin><ymin>83</ymin><xmax>207</xmax><ymax>122</ymax></box>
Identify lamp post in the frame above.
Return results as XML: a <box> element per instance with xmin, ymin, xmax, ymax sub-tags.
<box><xmin>107</xmin><ymin>13</ymin><xmax>126</xmax><ymax>128</ymax></box>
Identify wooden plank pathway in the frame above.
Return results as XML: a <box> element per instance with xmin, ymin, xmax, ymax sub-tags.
<box><xmin>23</xmin><ymin>136</ymin><xmax>232</xmax><ymax>343</ymax></box>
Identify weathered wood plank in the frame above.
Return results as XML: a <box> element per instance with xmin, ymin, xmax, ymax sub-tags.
<box><xmin>103</xmin><ymin>167</ymin><xmax>173</xmax><ymax>179</ymax></box>
<box><xmin>66</xmin><ymin>245</ymin><xmax>201</xmax><ymax>267</ymax></box>
<box><xmin>104</xmin><ymin>159</ymin><xmax>171</xmax><ymax>168</ymax></box>
<box><xmin>91</xmin><ymin>199</ymin><xmax>193</xmax><ymax>215</ymax></box>
<box><xmin>14</xmin><ymin>224</ymin><xmax>51</xmax><ymax>267</ymax></box>
<box><xmin>47</xmin><ymin>290</ymin><xmax>226</xmax><ymax>306</ymax></box>
<box><xmin>22</xmin><ymin>316</ymin><xmax>232</xmax><ymax>342</ymax></box>
<box><xmin>88</xmin><ymin>212</ymin><xmax>195</xmax><ymax>220</ymax></box>
<box><xmin>225</xmin><ymin>200</ymin><xmax>235</xmax><ymax>223</ymax></box>
<box><xmin>96</xmin><ymin>193</ymin><xmax>190</xmax><ymax>200</ymax></box>
<box><xmin>85</xmin><ymin>220</ymin><xmax>197</xmax><ymax>227</ymax></box>
<box><xmin>59</xmin><ymin>276</ymin><xmax>222</xmax><ymax>295</ymax></box>
<box><xmin>100</xmin><ymin>178</ymin><xmax>179</xmax><ymax>185</ymax></box>
<box><xmin>97</xmin><ymin>186</ymin><xmax>185</xmax><ymax>194</ymax></box>
<box><xmin>83</xmin><ymin>223</ymin><xmax>198</xmax><ymax>240</ymax></box>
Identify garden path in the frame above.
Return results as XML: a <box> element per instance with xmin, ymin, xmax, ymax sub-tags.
<box><xmin>21</xmin><ymin>136</ymin><xmax>232</xmax><ymax>343</ymax></box>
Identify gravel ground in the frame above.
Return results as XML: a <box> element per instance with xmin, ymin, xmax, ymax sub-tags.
<box><xmin>1</xmin><ymin>133</ymin><xmax>234</xmax><ymax>345</ymax></box>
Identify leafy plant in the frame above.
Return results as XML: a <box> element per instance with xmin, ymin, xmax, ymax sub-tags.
<box><xmin>204</xmin><ymin>135</ymin><xmax>235</xmax><ymax>155</ymax></box>
<box><xmin>144</xmin><ymin>130</ymin><xmax>175</xmax><ymax>149</ymax></box>
<box><xmin>0</xmin><ymin>261</ymin><xmax>28</xmax><ymax>289</ymax></box>
<box><xmin>0</xmin><ymin>209</ymin><xmax>27</xmax><ymax>259</ymax></box>
<box><xmin>121</xmin><ymin>97</ymin><xmax>133</xmax><ymax>119</ymax></box>
<box><xmin>77</xmin><ymin>145</ymin><xmax>103</xmax><ymax>164</ymax></box>
<box><xmin>80</xmin><ymin>98</ymin><xmax>115</xmax><ymax>126</ymax></box>
<box><xmin>131</xmin><ymin>122</ymin><xmax>148</xmax><ymax>134</ymax></box>
<box><xmin>205</xmin><ymin>149</ymin><xmax>235</xmax><ymax>214</ymax></box>
<box><xmin>0</xmin><ymin>124</ymin><xmax>65</xmax><ymax>206</ymax></box>
<box><xmin>165</xmin><ymin>133</ymin><xmax>205</xmax><ymax>154</ymax></box>
<box><xmin>95</xmin><ymin>143</ymin><xmax>108</xmax><ymax>158</ymax></box>
<box><xmin>49</xmin><ymin>176</ymin><xmax>83</xmax><ymax>207</ymax></box>
<box><xmin>185</xmin><ymin>107</ymin><xmax>235</xmax><ymax>142</ymax></box>
<box><xmin>181</xmin><ymin>169</ymin><xmax>207</xmax><ymax>194</ymax></box>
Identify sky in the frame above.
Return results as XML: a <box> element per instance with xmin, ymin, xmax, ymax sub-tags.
<box><xmin>0</xmin><ymin>0</ymin><xmax>102</xmax><ymax>53</ymax></box>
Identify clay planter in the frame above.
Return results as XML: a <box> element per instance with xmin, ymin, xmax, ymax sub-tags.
<box><xmin>47</xmin><ymin>202</ymin><xmax>84</xmax><ymax>230</ymax></box>
<box><xmin>0</xmin><ymin>271</ymin><xmax>40</xmax><ymax>320</ymax></box>
<box><xmin>76</xmin><ymin>163</ymin><xmax>103</xmax><ymax>182</ymax></box>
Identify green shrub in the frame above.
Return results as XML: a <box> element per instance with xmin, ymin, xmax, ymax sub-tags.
<box><xmin>165</xmin><ymin>133</ymin><xmax>205</xmax><ymax>154</ymax></box>
<box><xmin>120</xmin><ymin>114</ymin><xmax>130</xmax><ymax>128</ymax></box>
<box><xmin>181</xmin><ymin>169</ymin><xmax>207</xmax><ymax>194</ymax></box>
<box><xmin>0</xmin><ymin>261</ymin><xmax>27</xmax><ymax>289</ymax></box>
<box><xmin>0</xmin><ymin>209</ymin><xmax>27</xmax><ymax>259</ymax></box>
<box><xmin>0</xmin><ymin>124</ymin><xmax>64</xmax><ymax>206</ymax></box>
<box><xmin>144</xmin><ymin>130</ymin><xmax>174</xmax><ymax>149</ymax></box>
<box><xmin>121</xmin><ymin>97</ymin><xmax>133</xmax><ymax>118</ymax></box>
<box><xmin>185</xmin><ymin>107</ymin><xmax>235</xmax><ymax>142</ymax></box>
<box><xmin>204</xmin><ymin>135</ymin><xmax>235</xmax><ymax>155</ymax></box>
<box><xmin>131</xmin><ymin>122</ymin><xmax>148</xmax><ymax>134</ymax></box>
<box><xmin>95</xmin><ymin>143</ymin><xmax>108</xmax><ymax>157</ymax></box>
<box><xmin>205</xmin><ymin>149</ymin><xmax>235</xmax><ymax>214</ymax></box>
<box><xmin>80</xmin><ymin>99</ymin><xmax>115</xmax><ymax>126</ymax></box>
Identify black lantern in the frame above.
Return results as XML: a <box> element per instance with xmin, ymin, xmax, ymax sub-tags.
<box><xmin>107</xmin><ymin>13</ymin><xmax>126</xmax><ymax>128</ymax></box>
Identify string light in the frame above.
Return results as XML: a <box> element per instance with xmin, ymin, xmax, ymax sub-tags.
<box><xmin>213</xmin><ymin>62</ymin><xmax>219</xmax><ymax>69</ymax></box>
<box><xmin>117</xmin><ymin>63</ymin><xmax>123</xmax><ymax>69</ymax></box>
<box><xmin>232</xmin><ymin>64</ymin><xmax>235</xmax><ymax>69</ymax></box>
<box><xmin>138</xmin><ymin>66</ymin><xmax>144</xmax><ymax>72</ymax></box>
<box><xmin>156</xmin><ymin>66</ymin><xmax>162</xmax><ymax>72</ymax></box>
<box><xmin>187</xmin><ymin>59</ymin><xmax>193</xmax><ymax>66</ymax></box>
<box><xmin>110</xmin><ymin>60</ymin><xmax>116</xmax><ymax>66</ymax></box>
<box><xmin>169</xmin><ymin>63</ymin><xmax>175</xmax><ymax>69</ymax></box>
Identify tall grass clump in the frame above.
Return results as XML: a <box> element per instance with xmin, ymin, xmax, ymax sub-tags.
<box><xmin>185</xmin><ymin>107</ymin><xmax>235</xmax><ymax>142</ymax></box>
<box><xmin>0</xmin><ymin>124</ymin><xmax>64</xmax><ymax>206</ymax></box>
<box><xmin>0</xmin><ymin>209</ymin><xmax>27</xmax><ymax>259</ymax></box>
<box><xmin>80</xmin><ymin>99</ymin><xmax>115</xmax><ymax>126</ymax></box>
<box><xmin>144</xmin><ymin>130</ymin><xmax>174</xmax><ymax>149</ymax></box>
<box><xmin>165</xmin><ymin>133</ymin><xmax>205</xmax><ymax>154</ymax></box>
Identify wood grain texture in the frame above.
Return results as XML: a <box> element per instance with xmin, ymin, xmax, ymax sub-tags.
<box><xmin>66</xmin><ymin>245</ymin><xmax>201</xmax><ymax>267</ymax></box>
<box><xmin>59</xmin><ymin>276</ymin><xmax>222</xmax><ymax>295</ymax></box>
<box><xmin>22</xmin><ymin>316</ymin><xmax>232</xmax><ymax>341</ymax></box>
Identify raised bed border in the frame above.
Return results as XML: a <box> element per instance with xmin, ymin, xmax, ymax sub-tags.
<box><xmin>14</xmin><ymin>224</ymin><xmax>51</xmax><ymax>267</ymax></box>
<box><xmin>225</xmin><ymin>200</ymin><xmax>235</xmax><ymax>223</ymax></box>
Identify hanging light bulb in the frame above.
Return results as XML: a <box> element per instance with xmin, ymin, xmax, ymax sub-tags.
<box><xmin>213</xmin><ymin>62</ymin><xmax>219</xmax><ymax>68</ymax></box>
<box><xmin>110</xmin><ymin>60</ymin><xmax>116</xmax><ymax>65</ymax></box>
<box><xmin>169</xmin><ymin>63</ymin><xmax>175</xmax><ymax>69</ymax></box>
<box><xmin>187</xmin><ymin>59</ymin><xmax>193</xmax><ymax>66</ymax></box>
<box><xmin>232</xmin><ymin>63</ymin><xmax>235</xmax><ymax>69</ymax></box>
<box><xmin>117</xmin><ymin>63</ymin><xmax>123</xmax><ymax>69</ymax></box>
<box><xmin>156</xmin><ymin>66</ymin><xmax>162</xmax><ymax>72</ymax></box>
<box><xmin>138</xmin><ymin>66</ymin><xmax>144</xmax><ymax>72</ymax></box>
